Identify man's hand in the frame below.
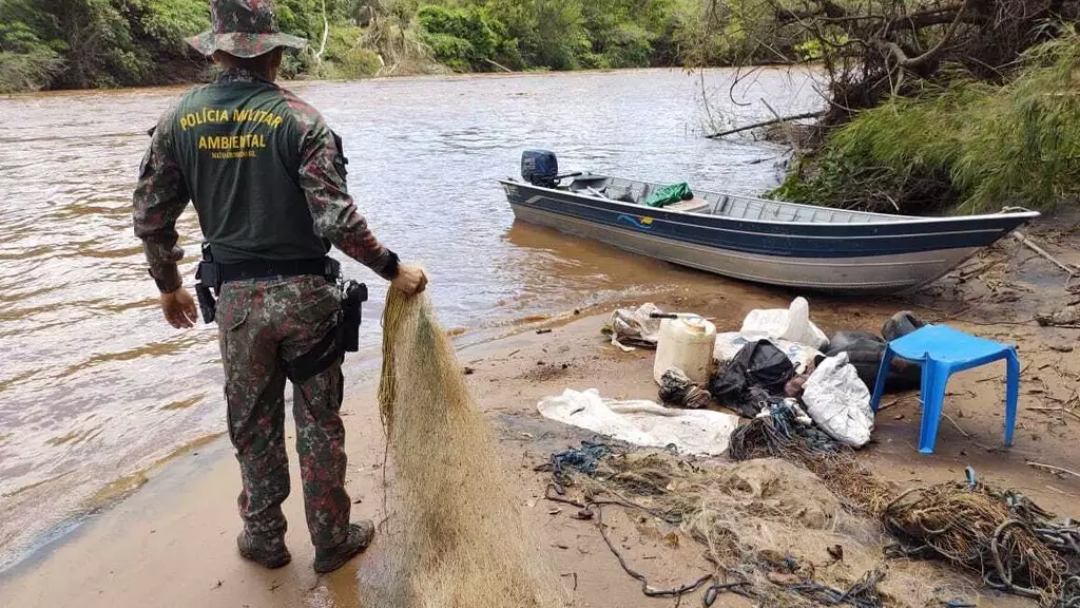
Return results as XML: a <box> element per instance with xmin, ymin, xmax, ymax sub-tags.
<box><xmin>391</xmin><ymin>264</ymin><xmax>428</xmax><ymax>296</ymax></box>
<box><xmin>160</xmin><ymin>288</ymin><xmax>198</xmax><ymax>329</ymax></box>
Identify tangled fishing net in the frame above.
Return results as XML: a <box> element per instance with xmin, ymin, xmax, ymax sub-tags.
<box><xmin>369</xmin><ymin>287</ymin><xmax>562</xmax><ymax>608</ymax></box>
<box><xmin>728</xmin><ymin>401</ymin><xmax>897</xmax><ymax>515</ymax></box>
<box><xmin>884</xmin><ymin>477</ymin><xmax>1080</xmax><ymax>606</ymax></box>
<box><xmin>546</xmin><ymin>444</ymin><xmax>943</xmax><ymax>608</ymax></box>
<box><xmin>727</xmin><ymin>404</ymin><xmax>1080</xmax><ymax>606</ymax></box>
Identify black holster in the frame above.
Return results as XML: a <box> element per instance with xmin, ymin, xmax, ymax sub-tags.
<box><xmin>286</xmin><ymin>279</ymin><xmax>366</xmax><ymax>385</ymax></box>
<box><xmin>340</xmin><ymin>280</ymin><xmax>367</xmax><ymax>353</ymax></box>
<box><xmin>195</xmin><ymin>243</ymin><xmax>219</xmax><ymax>324</ymax></box>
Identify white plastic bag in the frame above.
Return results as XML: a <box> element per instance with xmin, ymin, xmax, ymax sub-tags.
<box><xmin>606</xmin><ymin>303</ymin><xmax>663</xmax><ymax>352</ymax></box>
<box><xmin>802</xmin><ymin>353</ymin><xmax>874</xmax><ymax>448</ymax></box>
<box><xmin>740</xmin><ymin>297</ymin><xmax>829</xmax><ymax>351</ymax></box>
<box><xmin>803</xmin><ymin>354</ymin><xmax>874</xmax><ymax>448</ymax></box>
<box><xmin>713</xmin><ymin>332</ymin><xmax>821</xmax><ymax>375</ymax></box>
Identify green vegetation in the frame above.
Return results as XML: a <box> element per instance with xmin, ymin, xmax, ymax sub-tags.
<box><xmin>0</xmin><ymin>0</ymin><xmax>800</xmax><ymax>93</ymax></box>
<box><xmin>774</xmin><ymin>37</ymin><xmax>1080</xmax><ymax>214</ymax></box>
<box><xmin>721</xmin><ymin>0</ymin><xmax>1080</xmax><ymax>215</ymax></box>
<box><xmin>0</xmin><ymin>0</ymin><xmax>209</xmax><ymax>92</ymax></box>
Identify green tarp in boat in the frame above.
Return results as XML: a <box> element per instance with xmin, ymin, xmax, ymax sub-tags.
<box><xmin>643</xmin><ymin>182</ymin><xmax>693</xmax><ymax>208</ymax></box>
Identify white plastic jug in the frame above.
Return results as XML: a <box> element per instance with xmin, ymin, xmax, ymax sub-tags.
<box><xmin>653</xmin><ymin>316</ymin><xmax>717</xmax><ymax>385</ymax></box>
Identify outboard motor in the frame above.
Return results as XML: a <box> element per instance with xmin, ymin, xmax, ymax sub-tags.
<box><xmin>521</xmin><ymin>150</ymin><xmax>559</xmax><ymax>188</ymax></box>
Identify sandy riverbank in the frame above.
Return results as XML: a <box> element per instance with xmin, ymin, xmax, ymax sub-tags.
<box><xmin>3</xmin><ymin>216</ymin><xmax>1080</xmax><ymax>608</ymax></box>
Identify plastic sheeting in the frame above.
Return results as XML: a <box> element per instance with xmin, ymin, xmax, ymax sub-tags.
<box><xmin>739</xmin><ymin>297</ymin><xmax>829</xmax><ymax>351</ymax></box>
<box><xmin>537</xmin><ymin>388</ymin><xmax>740</xmax><ymax>456</ymax></box>
<box><xmin>802</xmin><ymin>353</ymin><xmax>875</xmax><ymax>448</ymax></box>
<box><xmin>643</xmin><ymin>182</ymin><xmax>693</xmax><ymax>207</ymax></box>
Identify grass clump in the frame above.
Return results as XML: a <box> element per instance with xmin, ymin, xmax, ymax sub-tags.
<box><xmin>773</xmin><ymin>34</ymin><xmax>1080</xmax><ymax>215</ymax></box>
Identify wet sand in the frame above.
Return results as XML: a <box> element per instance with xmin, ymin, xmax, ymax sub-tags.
<box><xmin>3</xmin><ymin>217</ymin><xmax>1080</xmax><ymax>608</ymax></box>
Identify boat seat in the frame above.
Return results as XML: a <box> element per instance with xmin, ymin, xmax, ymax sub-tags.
<box><xmin>663</xmin><ymin>198</ymin><xmax>711</xmax><ymax>213</ymax></box>
<box><xmin>604</xmin><ymin>185</ymin><xmax>634</xmax><ymax>203</ymax></box>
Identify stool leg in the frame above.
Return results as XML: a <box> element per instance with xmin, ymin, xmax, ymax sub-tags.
<box><xmin>918</xmin><ymin>361</ymin><xmax>950</xmax><ymax>455</ymax></box>
<box><xmin>1004</xmin><ymin>349</ymin><xmax>1020</xmax><ymax>447</ymax></box>
<box><xmin>870</xmin><ymin>346</ymin><xmax>895</xmax><ymax>413</ymax></box>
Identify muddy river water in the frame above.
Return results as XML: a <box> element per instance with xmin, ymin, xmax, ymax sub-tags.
<box><xmin>0</xmin><ymin>68</ymin><xmax>820</xmax><ymax>570</ymax></box>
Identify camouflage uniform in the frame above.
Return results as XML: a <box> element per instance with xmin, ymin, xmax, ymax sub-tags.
<box><xmin>132</xmin><ymin>0</ymin><xmax>396</xmax><ymax>559</ymax></box>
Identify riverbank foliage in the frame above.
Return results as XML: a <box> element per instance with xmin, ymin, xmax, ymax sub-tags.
<box><xmin>774</xmin><ymin>36</ymin><xmax>1080</xmax><ymax>214</ymax></box>
<box><xmin>726</xmin><ymin>0</ymin><xmax>1080</xmax><ymax>214</ymax></box>
<box><xmin>0</xmin><ymin>0</ymin><xmax>797</xmax><ymax>93</ymax></box>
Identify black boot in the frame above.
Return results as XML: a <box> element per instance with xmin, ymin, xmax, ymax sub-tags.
<box><xmin>313</xmin><ymin>521</ymin><xmax>375</xmax><ymax>573</ymax></box>
<box><xmin>236</xmin><ymin>531</ymin><xmax>292</xmax><ymax>569</ymax></box>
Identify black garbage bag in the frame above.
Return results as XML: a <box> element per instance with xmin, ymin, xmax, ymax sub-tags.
<box><xmin>711</xmin><ymin>339</ymin><xmax>795</xmax><ymax>418</ymax></box>
<box><xmin>882</xmin><ymin>311</ymin><xmax>926</xmax><ymax>342</ymax></box>
<box><xmin>825</xmin><ymin>330</ymin><xmax>921</xmax><ymax>393</ymax></box>
<box><xmin>826</xmin><ymin>331</ymin><xmax>885</xmax><ymax>388</ymax></box>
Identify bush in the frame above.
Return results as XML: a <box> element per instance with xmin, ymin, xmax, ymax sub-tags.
<box><xmin>416</xmin><ymin>5</ymin><xmax>511</xmax><ymax>72</ymax></box>
<box><xmin>0</xmin><ymin>50</ymin><xmax>65</xmax><ymax>93</ymax></box>
<box><xmin>772</xmin><ymin>36</ymin><xmax>1080</xmax><ymax>214</ymax></box>
<box><xmin>321</xmin><ymin>24</ymin><xmax>381</xmax><ymax>79</ymax></box>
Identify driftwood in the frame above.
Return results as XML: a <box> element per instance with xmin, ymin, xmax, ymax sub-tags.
<box><xmin>760</xmin><ymin>97</ymin><xmax>804</xmax><ymax>155</ymax></box>
<box><xmin>706</xmin><ymin>111</ymin><xmax>826</xmax><ymax>139</ymax></box>
<box><xmin>1013</xmin><ymin>232</ymin><xmax>1078</xmax><ymax>277</ymax></box>
<box><xmin>1027</xmin><ymin>461</ymin><xmax>1080</xmax><ymax>479</ymax></box>
<box><xmin>483</xmin><ymin>58</ymin><xmax>514</xmax><ymax>73</ymax></box>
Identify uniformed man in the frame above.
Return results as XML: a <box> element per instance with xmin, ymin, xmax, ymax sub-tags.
<box><xmin>132</xmin><ymin>0</ymin><xmax>426</xmax><ymax>574</ymax></box>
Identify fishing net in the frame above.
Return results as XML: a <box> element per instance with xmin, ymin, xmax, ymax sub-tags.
<box><xmin>728</xmin><ymin>401</ymin><xmax>897</xmax><ymax>515</ymax></box>
<box><xmin>368</xmin><ymin>288</ymin><xmax>562</xmax><ymax>608</ymax></box>
<box><xmin>730</xmin><ymin>405</ymin><xmax>1080</xmax><ymax>606</ymax></box>
<box><xmin>546</xmin><ymin>445</ymin><xmax>942</xmax><ymax>608</ymax></box>
<box><xmin>883</xmin><ymin>479</ymin><xmax>1080</xmax><ymax>606</ymax></box>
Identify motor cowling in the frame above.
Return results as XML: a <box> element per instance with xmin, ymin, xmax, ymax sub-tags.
<box><xmin>521</xmin><ymin>150</ymin><xmax>559</xmax><ymax>188</ymax></box>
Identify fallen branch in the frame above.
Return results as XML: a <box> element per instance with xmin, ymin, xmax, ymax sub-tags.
<box><xmin>483</xmin><ymin>57</ymin><xmax>514</xmax><ymax>73</ymax></box>
<box><xmin>942</xmin><ymin>413</ymin><xmax>972</xmax><ymax>438</ymax></box>
<box><xmin>878</xmin><ymin>394</ymin><xmax>917</xmax><ymax>410</ymax></box>
<box><xmin>1028</xmin><ymin>406</ymin><xmax>1080</xmax><ymax>423</ymax></box>
<box><xmin>1026</xmin><ymin>461</ymin><xmax>1080</xmax><ymax>479</ymax></box>
<box><xmin>760</xmin><ymin>97</ymin><xmax>802</xmax><ymax>155</ymax></box>
<box><xmin>1013</xmin><ymin>232</ymin><xmax>1078</xmax><ymax>276</ymax></box>
<box><xmin>706</xmin><ymin>111</ymin><xmax>826</xmax><ymax>139</ymax></box>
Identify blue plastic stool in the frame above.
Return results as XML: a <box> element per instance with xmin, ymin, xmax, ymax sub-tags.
<box><xmin>869</xmin><ymin>324</ymin><xmax>1020</xmax><ymax>455</ymax></box>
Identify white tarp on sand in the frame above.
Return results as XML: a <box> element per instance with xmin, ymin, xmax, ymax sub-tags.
<box><xmin>537</xmin><ymin>388</ymin><xmax>740</xmax><ymax>456</ymax></box>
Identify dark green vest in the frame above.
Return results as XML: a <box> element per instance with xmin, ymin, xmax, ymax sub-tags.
<box><xmin>171</xmin><ymin>77</ymin><xmax>329</xmax><ymax>264</ymax></box>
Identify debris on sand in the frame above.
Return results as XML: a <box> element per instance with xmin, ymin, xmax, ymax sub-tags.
<box><xmin>544</xmin><ymin>444</ymin><xmax>938</xmax><ymax>607</ymax></box>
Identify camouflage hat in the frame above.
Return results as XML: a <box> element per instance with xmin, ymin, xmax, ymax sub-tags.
<box><xmin>187</xmin><ymin>0</ymin><xmax>307</xmax><ymax>58</ymax></box>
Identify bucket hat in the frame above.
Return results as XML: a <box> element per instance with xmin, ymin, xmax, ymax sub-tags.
<box><xmin>187</xmin><ymin>0</ymin><xmax>307</xmax><ymax>58</ymax></box>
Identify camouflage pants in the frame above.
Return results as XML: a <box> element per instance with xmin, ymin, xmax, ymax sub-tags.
<box><xmin>216</xmin><ymin>275</ymin><xmax>351</xmax><ymax>549</ymax></box>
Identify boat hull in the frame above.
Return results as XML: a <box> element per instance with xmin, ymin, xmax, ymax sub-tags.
<box><xmin>502</xmin><ymin>180</ymin><xmax>1036</xmax><ymax>294</ymax></box>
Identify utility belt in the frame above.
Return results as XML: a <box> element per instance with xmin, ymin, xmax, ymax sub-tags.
<box><xmin>194</xmin><ymin>243</ymin><xmax>367</xmax><ymax>383</ymax></box>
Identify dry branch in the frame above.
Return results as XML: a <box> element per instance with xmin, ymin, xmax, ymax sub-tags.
<box><xmin>1027</xmin><ymin>461</ymin><xmax>1080</xmax><ymax>479</ymax></box>
<box><xmin>1014</xmin><ymin>232</ymin><xmax>1079</xmax><ymax>276</ymax></box>
<box><xmin>706</xmin><ymin>111</ymin><xmax>826</xmax><ymax>139</ymax></box>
